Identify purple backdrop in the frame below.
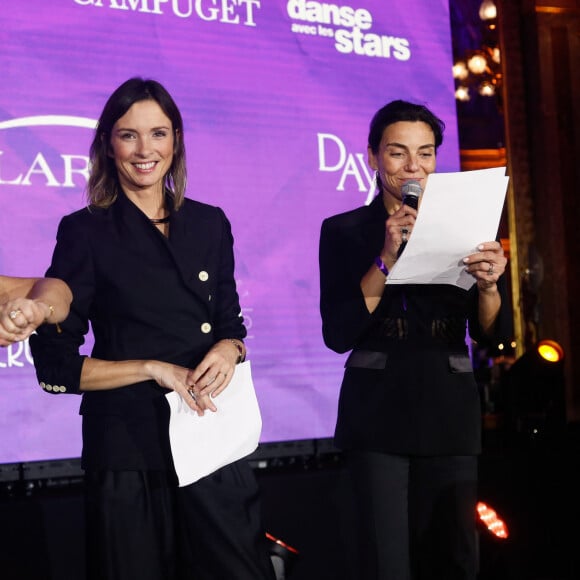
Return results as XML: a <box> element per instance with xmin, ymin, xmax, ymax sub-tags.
<box><xmin>0</xmin><ymin>0</ymin><xmax>460</xmax><ymax>463</ymax></box>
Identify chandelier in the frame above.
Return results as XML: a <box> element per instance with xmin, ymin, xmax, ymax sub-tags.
<box><xmin>453</xmin><ymin>0</ymin><xmax>502</xmax><ymax>103</ymax></box>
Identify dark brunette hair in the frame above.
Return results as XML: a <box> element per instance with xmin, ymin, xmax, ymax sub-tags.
<box><xmin>87</xmin><ymin>77</ymin><xmax>187</xmax><ymax>209</ymax></box>
<box><xmin>368</xmin><ymin>99</ymin><xmax>445</xmax><ymax>154</ymax></box>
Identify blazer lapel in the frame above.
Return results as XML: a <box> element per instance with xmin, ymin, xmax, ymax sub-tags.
<box><xmin>167</xmin><ymin>202</ymin><xmax>216</xmax><ymax>296</ymax></box>
<box><xmin>112</xmin><ymin>193</ymin><xmax>210</xmax><ymax>302</ymax></box>
<box><xmin>361</xmin><ymin>193</ymin><xmax>389</xmax><ymax>254</ymax></box>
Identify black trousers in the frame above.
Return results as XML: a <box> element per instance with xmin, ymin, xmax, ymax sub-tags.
<box><xmin>344</xmin><ymin>451</ymin><xmax>478</xmax><ymax>580</ymax></box>
<box><xmin>84</xmin><ymin>460</ymin><xmax>275</xmax><ymax>580</ymax></box>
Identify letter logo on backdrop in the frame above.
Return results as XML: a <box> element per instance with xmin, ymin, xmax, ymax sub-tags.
<box><xmin>0</xmin><ymin>341</ymin><xmax>33</xmax><ymax>369</ymax></box>
<box><xmin>287</xmin><ymin>0</ymin><xmax>411</xmax><ymax>59</ymax></box>
<box><xmin>73</xmin><ymin>0</ymin><xmax>262</xmax><ymax>26</ymax></box>
<box><xmin>317</xmin><ymin>133</ymin><xmax>376</xmax><ymax>205</ymax></box>
<box><xmin>0</xmin><ymin>115</ymin><xmax>94</xmax><ymax>187</ymax></box>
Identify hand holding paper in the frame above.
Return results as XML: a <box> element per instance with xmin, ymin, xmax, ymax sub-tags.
<box><xmin>166</xmin><ymin>360</ymin><xmax>262</xmax><ymax>487</ymax></box>
<box><xmin>387</xmin><ymin>167</ymin><xmax>509</xmax><ymax>290</ymax></box>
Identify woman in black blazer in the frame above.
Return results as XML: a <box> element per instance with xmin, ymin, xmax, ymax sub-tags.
<box><xmin>30</xmin><ymin>78</ymin><xmax>274</xmax><ymax>580</ymax></box>
<box><xmin>319</xmin><ymin>100</ymin><xmax>509</xmax><ymax>580</ymax></box>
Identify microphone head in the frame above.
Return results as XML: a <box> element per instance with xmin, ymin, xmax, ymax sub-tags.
<box><xmin>401</xmin><ymin>180</ymin><xmax>422</xmax><ymax>210</ymax></box>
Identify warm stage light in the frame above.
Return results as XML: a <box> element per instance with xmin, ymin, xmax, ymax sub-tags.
<box><xmin>453</xmin><ymin>0</ymin><xmax>502</xmax><ymax>104</ymax></box>
<box><xmin>478</xmin><ymin>81</ymin><xmax>496</xmax><ymax>97</ymax></box>
<box><xmin>479</xmin><ymin>0</ymin><xmax>497</xmax><ymax>22</ymax></box>
<box><xmin>452</xmin><ymin>60</ymin><xmax>469</xmax><ymax>80</ymax></box>
<box><xmin>477</xmin><ymin>501</ymin><xmax>509</xmax><ymax>539</ymax></box>
<box><xmin>502</xmin><ymin>338</ymin><xmax>566</xmax><ymax>444</ymax></box>
<box><xmin>536</xmin><ymin>339</ymin><xmax>564</xmax><ymax>363</ymax></box>
<box><xmin>455</xmin><ymin>86</ymin><xmax>470</xmax><ymax>101</ymax></box>
<box><xmin>467</xmin><ymin>53</ymin><xmax>488</xmax><ymax>74</ymax></box>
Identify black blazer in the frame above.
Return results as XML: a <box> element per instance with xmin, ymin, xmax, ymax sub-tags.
<box><xmin>30</xmin><ymin>192</ymin><xmax>246</xmax><ymax>470</ymax></box>
<box><xmin>319</xmin><ymin>195</ymin><xmax>511</xmax><ymax>456</ymax></box>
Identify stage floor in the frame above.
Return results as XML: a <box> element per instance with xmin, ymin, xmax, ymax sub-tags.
<box><xmin>1</xmin><ymin>437</ymin><xmax>579</xmax><ymax>580</ymax></box>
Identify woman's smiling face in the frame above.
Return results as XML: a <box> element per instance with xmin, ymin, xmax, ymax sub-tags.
<box><xmin>368</xmin><ymin>120</ymin><xmax>437</xmax><ymax>210</ymax></box>
<box><xmin>109</xmin><ymin>99</ymin><xmax>175</xmax><ymax>197</ymax></box>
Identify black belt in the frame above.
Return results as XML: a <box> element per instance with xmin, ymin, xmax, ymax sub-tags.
<box><xmin>375</xmin><ymin>316</ymin><xmax>467</xmax><ymax>343</ymax></box>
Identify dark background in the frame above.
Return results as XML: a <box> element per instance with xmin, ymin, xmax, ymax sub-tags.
<box><xmin>2</xmin><ymin>434</ymin><xmax>580</xmax><ymax>580</ymax></box>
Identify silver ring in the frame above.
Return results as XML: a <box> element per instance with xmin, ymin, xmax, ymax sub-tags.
<box><xmin>188</xmin><ymin>388</ymin><xmax>197</xmax><ymax>402</ymax></box>
<box><xmin>401</xmin><ymin>228</ymin><xmax>409</xmax><ymax>235</ymax></box>
<box><xmin>488</xmin><ymin>264</ymin><xmax>494</xmax><ymax>275</ymax></box>
<box><xmin>402</xmin><ymin>233</ymin><xmax>408</xmax><ymax>244</ymax></box>
<box><xmin>9</xmin><ymin>309</ymin><xmax>21</xmax><ymax>320</ymax></box>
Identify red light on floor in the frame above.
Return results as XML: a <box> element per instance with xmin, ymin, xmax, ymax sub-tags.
<box><xmin>477</xmin><ymin>501</ymin><xmax>509</xmax><ymax>539</ymax></box>
<box><xmin>266</xmin><ymin>532</ymin><xmax>300</xmax><ymax>555</ymax></box>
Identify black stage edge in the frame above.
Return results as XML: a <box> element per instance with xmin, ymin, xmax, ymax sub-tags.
<box><xmin>0</xmin><ymin>438</ymin><xmax>340</xmax><ymax>488</ymax></box>
<box><xmin>0</xmin><ymin>439</ymin><xmax>349</xmax><ymax>580</ymax></box>
<box><xmin>2</xmin><ymin>434</ymin><xmax>580</xmax><ymax>580</ymax></box>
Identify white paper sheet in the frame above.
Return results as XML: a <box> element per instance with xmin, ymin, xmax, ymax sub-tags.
<box><xmin>387</xmin><ymin>167</ymin><xmax>509</xmax><ymax>290</ymax></box>
<box><xmin>165</xmin><ymin>360</ymin><xmax>262</xmax><ymax>487</ymax></box>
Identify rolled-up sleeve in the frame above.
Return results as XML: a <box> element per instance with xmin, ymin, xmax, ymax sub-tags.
<box><xmin>29</xmin><ymin>214</ymin><xmax>93</xmax><ymax>395</ymax></box>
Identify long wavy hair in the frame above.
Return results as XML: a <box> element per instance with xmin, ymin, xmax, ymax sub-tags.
<box><xmin>87</xmin><ymin>78</ymin><xmax>187</xmax><ymax>209</ymax></box>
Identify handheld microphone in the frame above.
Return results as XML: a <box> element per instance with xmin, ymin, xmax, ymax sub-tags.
<box><xmin>397</xmin><ymin>180</ymin><xmax>422</xmax><ymax>257</ymax></box>
<box><xmin>401</xmin><ymin>179</ymin><xmax>422</xmax><ymax>210</ymax></box>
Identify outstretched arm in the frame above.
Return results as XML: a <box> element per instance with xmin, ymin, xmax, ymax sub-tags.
<box><xmin>0</xmin><ymin>276</ymin><xmax>72</xmax><ymax>346</ymax></box>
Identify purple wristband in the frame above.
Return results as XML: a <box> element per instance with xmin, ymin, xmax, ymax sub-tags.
<box><xmin>374</xmin><ymin>256</ymin><xmax>389</xmax><ymax>277</ymax></box>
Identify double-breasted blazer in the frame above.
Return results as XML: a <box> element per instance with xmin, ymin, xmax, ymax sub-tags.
<box><xmin>30</xmin><ymin>192</ymin><xmax>246</xmax><ymax>471</ymax></box>
<box><xmin>319</xmin><ymin>194</ymin><xmax>511</xmax><ymax>456</ymax></box>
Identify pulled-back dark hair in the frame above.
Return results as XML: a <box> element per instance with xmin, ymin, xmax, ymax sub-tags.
<box><xmin>87</xmin><ymin>77</ymin><xmax>187</xmax><ymax>209</ymax></box>
<box><xmin>368</xmin><ymin>99</ymin><xmax>445</xmax><ymax>154</ymax></box>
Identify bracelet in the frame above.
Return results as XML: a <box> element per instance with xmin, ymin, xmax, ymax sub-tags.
<box><xmin>229</xmin><ymin>339</ymin><xmax>245</xmax><ymax>364</ymax></box>
<box><xmin>374</xmin><ymin>256</ymin><xmax>389</xmax><ymax>277</ymax></box>
<box><xmin>45</xmin><ymin>304</ymin><xmax>62</xmax><ymax>334</ymax></box>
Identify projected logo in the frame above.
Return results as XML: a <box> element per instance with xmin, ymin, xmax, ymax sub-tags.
<box><xmin>0</xmin><ymin>115</ymin><xmax>95</xmax><ymax>188</ymax></box>
<box><xmin>74</xmin><ymin>0</ymin><xmax>262</xmax><ymax>26</ymax></box>
<box><xmin>287</xmin><ymin>0</ymin><xmax>410</xmax><ymax>59</ymax></box>
<box><xmin>0</xmin><ymin>340</ymin><xmax>34</xmax><ymax>369</ymax></box>
<box><xmin>317</xmin><ymin>133</ymin><xmax>376</xmax><ymax>205</ymax></box>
